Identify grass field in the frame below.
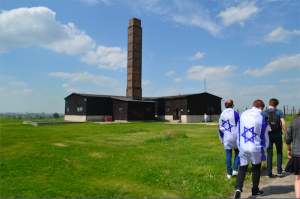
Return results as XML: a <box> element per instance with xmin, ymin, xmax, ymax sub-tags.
<box><xmin>0</xmin><ymin>118</ymin><xmax>291</xmax><ymax>198</ymax></box>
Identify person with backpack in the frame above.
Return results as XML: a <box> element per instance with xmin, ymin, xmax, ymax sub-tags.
<box><xmin>261</xmin><ymin>98</ymin><xmax>288</xmax><ymax>178</ymax></box>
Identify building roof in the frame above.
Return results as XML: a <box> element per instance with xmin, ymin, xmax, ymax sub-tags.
<box><xmin>143</xmin><ymin>92</ymin><xmax>222</xmax><ymax>100</ymax></box>
<box><xmin>65</xmin><ymin>93</ymin><xmax>155</xmax><ymax>103</ymax></box>
<box><xmin>65</xmin><ymin>92</ymin><xmax>222</xmax><ymax>101</ymax></box>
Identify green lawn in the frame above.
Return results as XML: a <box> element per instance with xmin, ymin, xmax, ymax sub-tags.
<box><xmin>0</xmin><ymin>119</ymin><xmax>291</xmax><ymax>198</ymax></box>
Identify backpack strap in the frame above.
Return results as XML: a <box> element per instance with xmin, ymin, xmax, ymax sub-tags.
<box><xmin>273</xmin><ymin>108</ymin><xmax>277</xmax><ymax>112</ymax></box>
<box><xmin>265</xmin><ymin>110</ymin><xmax>270</xmax><ymax>114</ymax></box>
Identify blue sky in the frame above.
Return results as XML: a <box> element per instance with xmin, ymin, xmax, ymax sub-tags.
<box><xmin>0</xmin><ymin>0</ymin><xmax>299</xmax><ymax>113</ymax></box>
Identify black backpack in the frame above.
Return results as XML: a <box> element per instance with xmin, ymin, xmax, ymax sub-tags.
<box><xmin>265</xmin><ymin>109</ymin><xmax>282</xmax><ymax>134</ymax></box>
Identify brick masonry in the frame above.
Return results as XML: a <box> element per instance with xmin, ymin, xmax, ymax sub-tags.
<box><xmin>127</xmin><ymin>18</ymin><xmax>142</xmax><ymax>100</ymax></box>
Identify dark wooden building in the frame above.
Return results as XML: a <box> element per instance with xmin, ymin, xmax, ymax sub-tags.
<box><xmin>64</xmin><ymin>19</ymin><xmax>222</xmax><ymax>123</ymax></box>
<box><xmin>64</xmin><ymin>93</ymin><xmax>155</xmax><ymax>122</ymax></box>
<box><xmin>144</xmin><ymin>92</ymin><xmax>222</xmax><ymax>123</ymax></box>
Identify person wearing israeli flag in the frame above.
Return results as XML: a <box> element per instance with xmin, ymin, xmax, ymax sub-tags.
<box><xmin>234</xmin><ymin>100</ymin><xmax>270</xmax><ymax>198</ymax></box>
<box><xmin>219</xmin><ymin>100</ymin><xmax>240</xmax><ymax>179</ymax></box>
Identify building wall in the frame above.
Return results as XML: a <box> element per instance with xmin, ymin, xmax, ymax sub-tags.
<box><xmin>127</xmin><ymin>101</ymin><xmax>155</xmax><ymax>120</ymax></box>
<box><xmin>65</xmin><ymin>115</ymin><xmax>111</xmax><ymax>122</ymax></box>
<box><xmin>65</xmin><ymin>115</ymin><xmax>86</xmax><ymax>122</ymax></box>
<box><xmin>187</xmin><ymin>93</ymin><xmax>222</xmax><ymax>116</ymax></box>
<box><xmin>112</xmin><ymin>100</ymin><xmax>128</xmax><ymax>120</ymax></box>
<box><xmin>155</xmin><ymin>114</ymin><xmax>220</xmax><ymax>123</ymax></box>
<box><xmin>65</xmin><ymin>94</ymin><xmax>87</xmax><ymax>115</ymax></box>
<box><xmin>86</xmin><ymin>97</ymin><xmax>113</xmax><ymax>116</ymax></box>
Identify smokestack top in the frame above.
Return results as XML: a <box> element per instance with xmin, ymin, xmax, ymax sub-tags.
<box><xmin>129</xmin><ymin>18</ymin><xmax>141</xmax><ymax>27</ymax></box>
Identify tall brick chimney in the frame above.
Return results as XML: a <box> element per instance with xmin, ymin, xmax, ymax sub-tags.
<box><xmin>126</xmin><ymin>18</ymin><xmax>142</xmax><ymax>100</ymax></box>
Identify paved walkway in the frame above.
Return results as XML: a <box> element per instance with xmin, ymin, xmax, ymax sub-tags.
<box><xmin>235</xmin><ymin>167</ymin><xmax>295</xmax><ymax>198</ymax></box>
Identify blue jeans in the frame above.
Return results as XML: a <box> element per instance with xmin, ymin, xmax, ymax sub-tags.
<box><xmin>267</xmin><ymin>136</ymin><xmax>283</xmax><ymax>175</ymax></box>
<box><xmin>205</xmin><ymin>118</ymin><xmax>207</xmax><ymax>123</ymax></box>
<box><xmin>225</xmin><ymin>148</ymin><xmax>239</xmax><ymax>175</ymax></box>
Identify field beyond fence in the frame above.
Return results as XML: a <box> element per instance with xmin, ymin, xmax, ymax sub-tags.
<box><xmin>0</xmin><ymin>118</ymin><xmax>291</xmax><ymax>198</ymax></box>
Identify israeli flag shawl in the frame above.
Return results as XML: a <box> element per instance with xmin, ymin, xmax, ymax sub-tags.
<box><xmin>219</xmin><ymin>108</ymin><xmax>240</xmax><ymax>149</ymax></box>
<box><xmin>237</xmin><ymin>107</ymin><xmax>270</xmax><ymax>166</ymax></box>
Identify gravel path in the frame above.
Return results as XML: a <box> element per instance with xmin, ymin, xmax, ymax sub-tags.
<box><xmin>235</xmin><ymin>167</ymin><xmax>295</xmax><ymax>198</ymax></box>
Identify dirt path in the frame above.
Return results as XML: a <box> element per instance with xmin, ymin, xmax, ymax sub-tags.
<box><xmin>236</xmin><ymin>167</ymin><xmax>295</xmax><ymax>198</ymax></box>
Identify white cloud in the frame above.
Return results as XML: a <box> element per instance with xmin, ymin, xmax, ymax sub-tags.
<box><xmin>190</xmin><ymin>52</ymin><xmax>205</xmax><ymax>61</ymax></box>
<box><xmin>172</xmin><ymin>14</ymin><xmax>221</xmax><ymax>37</ymax></box>
<box><xmin>166</xmin><ymin>70</ymin><xmax>175</xmax><ymax>76</ymax></box>
<box><xmin>186</xmin><ymin>65</ymin><xmax>238</xmax><ymax>81</ymax></box>
<box><xmin>81</xmin><ymin>0</ymin><xmax>100</xmax><ymax>6</ymax></box>
<box><xmin>80</xmin><ymin>46</ymin><xmax>127</xmax><ymax>70</ymax></box>
<box><xmin>48</xmin><ymin>72</ymin><xmax>119</xmax><ymax>87</ymax></box>
<box><xmin>239</xmin><ymin>85</ymin><xmax>276</xmax><ymax>95</ymax></box>
<box><xmin>9</xmin><ymin>81</ymin><xmax>28</xmax><ymax>87</ymax></box>
<box><xmin>280</xmin><ymin>78</ymin><xmax>300</xmax><ymax>83</ymax></box>
<box><xmin>62</xmin><ymin>84</ymin><xmax>69</xmax><ymax>88</ymax></box>
<box><xmin>174</xmin><ymin>78</ymin><xmax>182</xmax><ymax>83</ymax></box>
<box><xmin>12</xmin><ymin>89</ymin><xmax>33</xmax><ymax>95</ymax></box>
<box><xmin>81</xmin><ymin>0</ymin><xmax>111</xmax><ymax>6</ymax></box>
<box><xmin>129</xmin><ymin>0</ymin><xmax>170</xmax><ymax>15</ymax></box>
<box><xmin>67</xmin><ymin>87</ymin><xmax>80</xmax><ymax>93</ymax></box>
<box><xmin>264</xmin><ymin>27</ymin><xmax>300</xmax><ymax>42</ymax></box>
<box><xmin>0</xmin><ymin>88</ymin><xmax>7</xmax><ymax>92</ymax></box>
<box><xmin>142</xmin><ymin>80</ymin><xmax>152</xmax><ymax>85</ymax></box>
<box><xmin>244</xmin><ymin>54</ymin><xmax>300</xmax><ymax>77</ymax></box>
<box><xmin>0</xmin><ymin>7</ymin><xmax>95</xmax><ymax>54</ymax></box>
<box><xmin>217</xmin><ymin>1</ymin><xmax>260</xmax><ymax>26</ymax></box>
<box><xmin>0</xmin><ymin>75</ymin><xmax>16</xmax><ymax>81</ymax></box>
<box><xmin>22</xmin><ymin>89</ymin><xmax>33</xmax><ymax>95</ymax></box>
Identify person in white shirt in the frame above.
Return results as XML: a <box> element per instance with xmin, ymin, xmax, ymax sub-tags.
<box><xmin>219</xmin><ymin>100</ymin><xmax>240</xmax><ymax>179</ymax></box>
<box><xmin>234</xmin><ymin>100</ymin><xmax>270</xmax><ymax>198</ymax></box>
<box><xmin>204</xmin><ymin>113</ymin><xmax>208</xmax><ymax>123</ymax></box>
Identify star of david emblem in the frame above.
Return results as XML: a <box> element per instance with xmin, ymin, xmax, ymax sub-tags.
<box><xmin>241</xmin><ymin>127</ymin><xmax>257</xmax><ymax>143</ymax></box>
<box><xmin>221</xmin><ymin>120</ymin><xmax>234</xmax><ymax>132</ymax></box>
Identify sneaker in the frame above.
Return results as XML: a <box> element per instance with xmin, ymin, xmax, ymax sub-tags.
<box><xmin>277</xmin><ymin>173</ymin><xmax>283</xmax><ymax>177</ymax></box>
<box><xmin>234</xmin><ymin>189</ymin><xmax>241</xmax><ymax>198</ymax></box>
<box><xmin>251</xmin><ymin>190</ymin><xmax>265</xmax><ymax>197</ymax></box>
<box><xmin>233</xmin><ymin>170</ymin><xmax>238</xmax><ymax>176</ymax></box>
<box><xmin>266</xmin><ymin>174</ymin><xmax>274</xmax><ymax>178</ymax></box>
<box><xmin>227</xmin><ymin>174</ymin><xmax>232</xmax><ymax>179</ymax></box>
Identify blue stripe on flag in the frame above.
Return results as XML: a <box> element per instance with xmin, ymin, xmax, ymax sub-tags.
<box><xmin>219</xmin><ymin>125</ymin><xmax>224</xmax><ymax>138</ymax></box>
<box><xmin>238</xmin><ymin>120</ymin><xmax>241</xmax><ymax>146</ymax></box>
<box><xmin>234</xmin><ymin>111</ymin><xmax>239</xmax><ymax>125</ymax></box>
<box><xmin>260</xmin><ymin>117</ymin><xmax>267</xmax><ymax>161</ymax></box>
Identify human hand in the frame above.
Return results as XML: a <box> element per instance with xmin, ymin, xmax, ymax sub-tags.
<box><xmin>288</xmin><ymin>151</ymin><xmax>292</xmax><ymax>158</ymax></box>
<box><xmin>284</xmin><ymin>134</ymin><xmax>287</xmax><ymax>142</ymax></box>
<box><xmin>221</xmin><ymin>142</ymin><xmax>224</xmax><ymax>146</ymax></box>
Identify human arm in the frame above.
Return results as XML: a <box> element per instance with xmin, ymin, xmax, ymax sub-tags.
<box><xmin>286</xmin><ymin>120</ymin><xmax>293</xmax><ymax>158</ymax></box>
<box><xmin>264</xmin><ymin>125</ymin><xmax>270</xmax><ymax>149</ymax></box>
<box><xmin>281</xmin><ymin>118</ymin><xmax>287</xmax><ymax>141</ymax></box>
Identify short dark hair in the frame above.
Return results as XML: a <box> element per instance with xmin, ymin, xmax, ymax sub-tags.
<box><xmin>225</xmin><ymin>100</ymin><xmax>234</xmax><ymax>108</ymax></box>
<box><xmin>253</xmin><ymin>99</ymin><xmax>265</xmax><ymax>109</ymax></box>
<box><xmin>269</xmin><ymin>98</ymin><xmax>279</xmax><ymax>107</ymax></box>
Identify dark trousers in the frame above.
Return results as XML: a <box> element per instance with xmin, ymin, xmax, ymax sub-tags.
<box><xmin>235</xmin><ymin>162</ymin><xmax>261</xmax><ymax>194</ymax></box>
<box><xmin>267</xmin><ymin>136</ymin><xmax>283</xmax><ymax>175</ymax></box>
